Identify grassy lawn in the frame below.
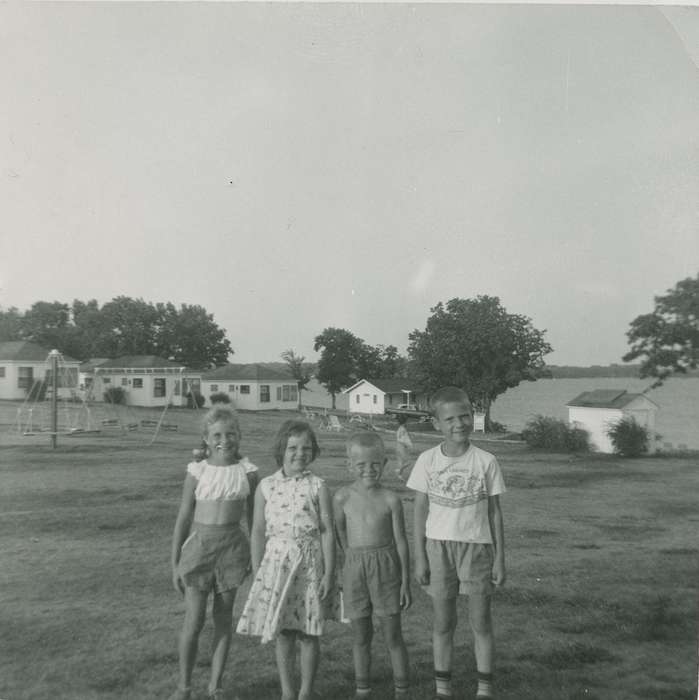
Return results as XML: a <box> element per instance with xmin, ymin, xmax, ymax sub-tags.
<box><xmin>0</xmin><ymin>406</ymin><xmax>697</xmax><ymax>700</ymax></box>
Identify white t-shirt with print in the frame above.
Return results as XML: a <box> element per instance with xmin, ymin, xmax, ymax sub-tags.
<box><xmin>406</xmin><ymin>443</ymin><xmax>505</xmax><ymax>543</ymax></box>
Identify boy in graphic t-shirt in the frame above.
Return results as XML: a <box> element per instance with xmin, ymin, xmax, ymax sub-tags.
<box><xmin>406</xmin><ymin>386</ymin><xmax>506</xmax><ymax>700</ymax></box>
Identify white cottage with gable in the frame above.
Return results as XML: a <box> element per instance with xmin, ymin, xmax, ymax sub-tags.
<box><xmin>567</xmin><ymin>389</ymin><xmax>659</xmax><ymax>453</ymax></box>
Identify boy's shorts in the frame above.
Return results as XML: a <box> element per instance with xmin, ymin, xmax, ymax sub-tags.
<box><xmin>342</xmin><ymin>543</ymin><xmax>401</xmax><ymax>619</ymax></box>
<box><xmin>425</xmin><ymin>539</ymin><xmax>494</xmax><ymax>598</ymax></box>
<box><xmin>178</xmin><ymin>522</ymin><xmax>250</xmax><ymax>593</ymax></box>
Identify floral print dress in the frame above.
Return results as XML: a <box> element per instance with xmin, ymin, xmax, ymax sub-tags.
<box><xmin>236</xmin><ymin>469</ymin><xmax>328</xmax><ymax>643</ymax></box>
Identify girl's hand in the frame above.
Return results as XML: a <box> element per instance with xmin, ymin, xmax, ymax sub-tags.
<box><xmin>400</xmin><ymin>582</ymin><xmax>412</xmax><ymax>611</ymax></box>
<box><xmin>491</xmin><ymin>558</ymin><xmax>506</xmax><ymax>587</ymax></box>
<box><xmin>318</xmin><ymin>573</ymin><xmax>332</xmax><ymax>600</ymax></box>
<box><xmin>172</xmin><ymin>568</ymin><xmax>185</xmax><ymax>595</ymax></box>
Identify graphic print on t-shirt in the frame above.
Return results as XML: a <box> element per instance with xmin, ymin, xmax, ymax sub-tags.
<box><xmin>426</xmin><ymin>462</ymin><xmax>487</xmax><ymax>508</ymax></box>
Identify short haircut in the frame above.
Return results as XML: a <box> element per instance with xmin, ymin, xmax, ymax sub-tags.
<box><xmin>395</xmin><ymin>413</ymin><xmax>409</xmax><ymax>425</ymax></box>
<box><xmin>429</xmin><ymin>386</ymin><xmax>472</xmax><ymax>416</ymax></box>
<box><xmin>272</xmin><ymin>419</ymin><xmax>320</xmax><ymax>467</ymax></box>
<box><xmin>346</xmin><ymin>430</ymin><xmax>385</xmax><ymax>456</ymax></box>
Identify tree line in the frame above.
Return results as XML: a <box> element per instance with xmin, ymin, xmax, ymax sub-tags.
<box><xmin>0</xmin><ymin>297</ymin><xmax>232</xmax><ymax>370</ymax></box>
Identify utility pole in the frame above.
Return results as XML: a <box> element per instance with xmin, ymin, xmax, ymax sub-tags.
<box><xmin>50</xmin><ymin>349</ymin><xmax>59</xmax><ymax>448</ymax></box>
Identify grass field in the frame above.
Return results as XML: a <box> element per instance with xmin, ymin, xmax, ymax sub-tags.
<box><xmin>1</xmin><ymin>404</ymin><xmax>697</xmax><ymax>700</ymax></box>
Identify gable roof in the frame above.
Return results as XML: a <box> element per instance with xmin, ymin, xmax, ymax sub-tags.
<box><xmin>343</xmin><ymin>378</ymin><xmax>419</xmax><ymax>394</ymax></box>
<box><xmin>567</xmin><ymin>389</ymin><xmax>658</xmax><ymax>409</ymax></box>
<box><xmin>0</xmin><ymin>341</ymin><xmax>78</xmax><ymax>363</ymax></box>
<box><xmin>201</xmin><ymin>363</ymin><xmax>294</xmax><ymax>382</ymax></box>
<box><xmin>96</xmin><ymin>355</ymin><xmax>186</xmax><ymax>370</ymax></box>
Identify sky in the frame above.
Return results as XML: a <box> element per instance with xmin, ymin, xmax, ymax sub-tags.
<box><xmin>1</xmin><ymin>3</ymin><xmax>697</xmax><ymax>367</ymax></box>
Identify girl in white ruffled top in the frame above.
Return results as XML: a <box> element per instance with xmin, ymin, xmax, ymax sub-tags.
<box><xmin>170</xmin><ymin>405</ymin><xmax>258</xmax><ymax>700</ymax></box>
<box><xmin>236</xmin><ymin>419</ymin><xmax>336</xmax><ymax>700</ymax></box>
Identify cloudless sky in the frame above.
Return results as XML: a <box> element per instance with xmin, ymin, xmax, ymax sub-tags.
<box><xmin>1</xmin><ymin>3</ymin><xmax>697</xmax><ymax>366</ymax></box>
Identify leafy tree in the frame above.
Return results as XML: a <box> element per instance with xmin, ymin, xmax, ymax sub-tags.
<box><xmin>281</xmin><ymin>349</ymin><xmax>313</xmax><ymax>408</ymax></box>
<box><xmin>408</xmin><ymin>296</ymin><xmax>552</xmax><ymax>427</ymax></box>
<box><xmin>22</xmin><ymin>301</ymin><xmax>71</xmax><ymax>350</ymax></box>
<box><xmin>0</xmin><ymin>306</ymin><xmax>24</xmax><ymax>342</ymax></box>
<box><xmin>313</xmin><ymin>328</ymin><xmax>365</xmax><ymax>408</ymax></box>
<box><xmin>623</xmin><ymin>274</ymin><xmax>699</xmax><ymax>388</ymax></box>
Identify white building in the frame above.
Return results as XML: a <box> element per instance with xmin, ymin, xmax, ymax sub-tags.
<box><xmin>93</xmin><ymin>356</ymin><xmax>200</xmax><ymax>408</ymax></box>
<box><xmin>0</xmin><ymin>341</ymin><xmax>80</xmax><ymax>400</ymax></box>
<box><xmin>343</xmin><ymin>378</ymin><xmax>425</xmax><ymax>414</ymax></box>
<box><xmin>567</xmin><ymin>389</ymin><xmax>659</xmax><ymax>453</ymax></box>
<box><xmin>201</xmin><ymin>364</ymin><xmax>299</xmax><ymax>410</ymax></box>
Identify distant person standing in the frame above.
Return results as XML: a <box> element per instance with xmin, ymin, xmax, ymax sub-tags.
<box><xmin>395</xmin><ymin>414</ymin><xmax>414</xmax><ymax>481</ymax></box>
<box><xmin>407</xmin><ymin>386</ymin><xmax>506</xmax><ymax>700</ymax></box>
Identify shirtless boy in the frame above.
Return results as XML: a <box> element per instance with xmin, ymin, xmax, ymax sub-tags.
<box><xmin>334</xmin><ymin>431</ymin><xmax>411</xmax><ymax>699</ymax></box>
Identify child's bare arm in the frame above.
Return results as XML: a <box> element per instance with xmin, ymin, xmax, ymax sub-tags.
<box><xmin>332</xmin><ymin>488</ymin><xmax>349</xmax><ymax>552</ymax></box>
<box><xmin>171</xmin><ymin>475</ymin><xmax>197</xmax><ymax>593</ymax></box>
<box><xmin>246</xmin><ymin>471</ymin><xmax>258</xmax><ymax>534</ymax></box>
<box><xmin>488</xmin><ymin>494</ymin><xmax>506</xmax><ymax>586</ymax></box>
<box><xmin>412</xmin><ymin>491</ymin><xmax>430</xmax><ymax>585</ymax></box>
<box><xmin>249</xmin><ymin>487</ymin><xmax>267</xmax><ymax>573</ymax></box>
<box><xmin>389</xmin><ymin>492</ymin><xmax>412</xmax><ymax>610</ymax></box>
<box><xmin>318</xmin><ymin>483</ymin><xmax>336</xmax><ymax>598</ymax></box>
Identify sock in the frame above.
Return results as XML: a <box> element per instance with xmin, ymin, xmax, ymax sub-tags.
<box><xmin>476</xmin><ymin>671</ymin><xmax>494</xmax><ymax>698</ymax></box>
<box><xmin>355</xmin><ymin>677</ymin><xmax>371</xmax><ymax>698</ymax></box>
<box><xmin>394</xmin><ymin>676</ymin><xmax>409</xmax><ymax>697</ymax></box>
<box><xmin>434</xmin><ymin>669</ymin><xmax>453</xmax><ymax>697</ymax></box>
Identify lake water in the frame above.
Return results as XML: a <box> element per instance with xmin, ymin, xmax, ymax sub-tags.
<box><xmin>490</xmin><ymin>377</ymin><xmax>699</xmax><ymax>449</ymax></box>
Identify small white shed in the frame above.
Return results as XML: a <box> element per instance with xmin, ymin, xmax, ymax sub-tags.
<box><xmin>567</xmin><ymin>389</ymin><xmax>659</xmax><ymax>454</ymax></box>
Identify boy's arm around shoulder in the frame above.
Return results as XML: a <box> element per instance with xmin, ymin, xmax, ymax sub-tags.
<box><xmin>488</xmin><ymin>494</ymin><xmax>506</xmax><ymax>587</ymax></box>
<box><xmin>387</xmin><ymin>489</ymin><xmax>411</xmax><ymax>610</ymax></box>
<box><xmin>171</xmin><ymin>473</ymin><xmax>197</xmax><ymax>594</ymax></box>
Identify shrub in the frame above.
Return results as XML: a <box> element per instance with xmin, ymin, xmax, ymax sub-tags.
<box><xmin>186</xmin><ymin>391</ymin><xmax>206</xmax><ymax>409</ymax></box>
<box><xmin>103</xmin><ymin>386</ymin><xmax>126</xmax><ymax>405</ymax></box>
<box><xmin>209</xmin><ymin>392</ymin><xmax>231</xmax><ymax>404</ymax></box>
<box><xmin>606</xmin><ymin>416</ymin><xmax>649</xmax><ymax>457</ymax></box>
<box><xmin>488</xmin><ymin>420</ymin><xmax>507</xmax><ymax>434</ymax></box>
<box><xmin>522</xmin><ymin>415</ymin><xmax>590</xmax><ymax>452</ymax></box>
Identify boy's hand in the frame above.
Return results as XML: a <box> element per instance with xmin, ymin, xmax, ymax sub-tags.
<box><xmin>318</xmin><ymin>573</ymin><xmax>333</xmax><ymax>600</ymax></box>
<box><xmin>172</xmin><ymin>568</ymin><xmax>185</xmax><ymax>595</ymax></box>
<box><xmin>491</xmin><ymin>558</ymin><xmax>506</xmax><ymax>587</ymax></box>
<box><xmin>414</xmin><ymin>558</ymin><xmax>430</xmax><ymax>586</ymax></box>
<box><xmin>400</xmin><ymin>582</ymin><xmax>412</xmax><ymax>611</ymax></box>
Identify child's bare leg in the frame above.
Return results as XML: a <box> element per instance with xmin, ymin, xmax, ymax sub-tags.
<box><xmin>379</xmin><ymin>613</ymin><xmax>409</xmax><ymax>695</ymax></box>
<box><xmin>433</xmin><ymin>597</ymin><xmax>457</xmax><ymax>696</ymax></box>
<box><xmin>468</xmin><ymin>593</ymin><xmax>494</xmax><ymax>671</ymax></box>
<box><xmin>351</xmin><ymin>617</ymin><xmax>373</xmax><ymax>696</ymax></box>
<box><xmin>275</xmin><ymin>630</ymin><xmax>297</xmax><ymax>700</ymax></box>
<box><xmin>208</xmin><ymin>588</ymin><xmax>236</xmax><ymax>693</ymax></box>
<box><xmin>297</xmin><ymin>632</ymin><xmax>320</xmax><ymax>699</ymax></box>
<box><xmin>178</xmin><ymin>587</ymin><xmax>208</xmax><ymax>692</ymax></box>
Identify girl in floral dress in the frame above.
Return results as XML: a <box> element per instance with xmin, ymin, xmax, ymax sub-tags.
<box><xmin>237</xmin><ymin>420</ymin><xmax>335</xmax><ymax>700</ymax></box>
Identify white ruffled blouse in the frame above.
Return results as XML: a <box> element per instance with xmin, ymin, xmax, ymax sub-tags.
<box><xmin>186</xmin><ymin>457</ymin><xmax>258</xmax><ymax>501</ymax></box>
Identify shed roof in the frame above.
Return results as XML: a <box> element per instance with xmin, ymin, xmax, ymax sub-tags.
<box><xmin>201</xmin><ymin>363</ymin><xmax>293</xmax><ymax>381</ymax></box>
<box><xmin>567</xmin><ymin>389</ymin><xmax>658</xmax><ymax>409</ymax></box>
<box><xmin>0</xmin><ymin>341</ymin><xmax>79</xmax><ymax>363</ymax></box>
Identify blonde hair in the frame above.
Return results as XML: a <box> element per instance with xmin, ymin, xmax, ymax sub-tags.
<box><xmin>346</xmin><ymin>430</ymin><xmax>385</xmax><ymax>456</ymax></box>
<box><xmin>201</xmin><ymin>405</ymin><xmax>242</xmax><ymax>458</ymax></box>
<box><xmin>429</xmin><ymin>386</ymin><xmax>472</xmax><ymax>416</ymax></box>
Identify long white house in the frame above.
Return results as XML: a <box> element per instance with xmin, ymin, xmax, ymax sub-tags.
<box><xmin>201</xmin><ymin>364</ymin><xmax>299</xmax><ymax>410</ymax></box>
<box><xmin>567</xmin><ymin>389</ymin><xmax>659</xmax><ymax>453</ymax></box>
<box><xmin>0</xmin><ymin>341</ymin><xmax>80</xmax><ymax>400</ymax></box>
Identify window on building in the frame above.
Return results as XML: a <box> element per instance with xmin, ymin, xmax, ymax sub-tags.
<box><xmin>260</xmin><ymin>385</ymin><xmax>270</xmax><ymax>403</ymax></box>
<box><xmin>102</xmin><ymin>377</ymin><xmax>111</xmax><ymax>384</ymax></box>
<box><xmin>132</xmin><ymin>378</ymin><xmax>143</xmax><ymax>388</ymax></box>
<box><xmin>373</xmin><ymin>395</ymin><xmax>377</xmax><ymax>404</ymax></box>
<box><xmin>277</xmin><ymin>386</ymin><xmax>282</xmax><ymax>401</ymax></box>
<box><xmin>281</xmin><ymin>384</ymin><xmax>298</xmax><ymax>402</ymax></box>
<box><xmin>0</xmin><ymin>367</ymin><xmax>6</xmax><ymax>378</ymax></box>
<box><xmin>154</xmin><ymin>378</ymin><xmax>166</xmax><ymax>397</ymax></box>
<box><xmin>229</xmin><ymin>385</ymin><xmax>236</xmax><ymax>392</ymax></box>
<box><xmin>174</xmin><ymin>380</ymin><xmax>181</xmax><ymax>396</ymax></box>
<box><xmin>18</xmin><ymin>366</ymin><xmax>33</xmax><ymax>389</ymax></box>
<box><xmin>121</xmin><ymin>378</ymin><xmax>128</xmax><ymax>386</ymax></box>
<box><xmin>240</xmin><ymin>385</ymin><xmax>250</xmax><ymax>394</ymax></box>
<box><xmin>356</xmin><ymin>395</ymin><xmax>360</xmax><ymax>404</ymax></box>
<box><xmin>210</xmin><ymin>384</ymin><xmax>219</xmax><ymax>392</ymax></box>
